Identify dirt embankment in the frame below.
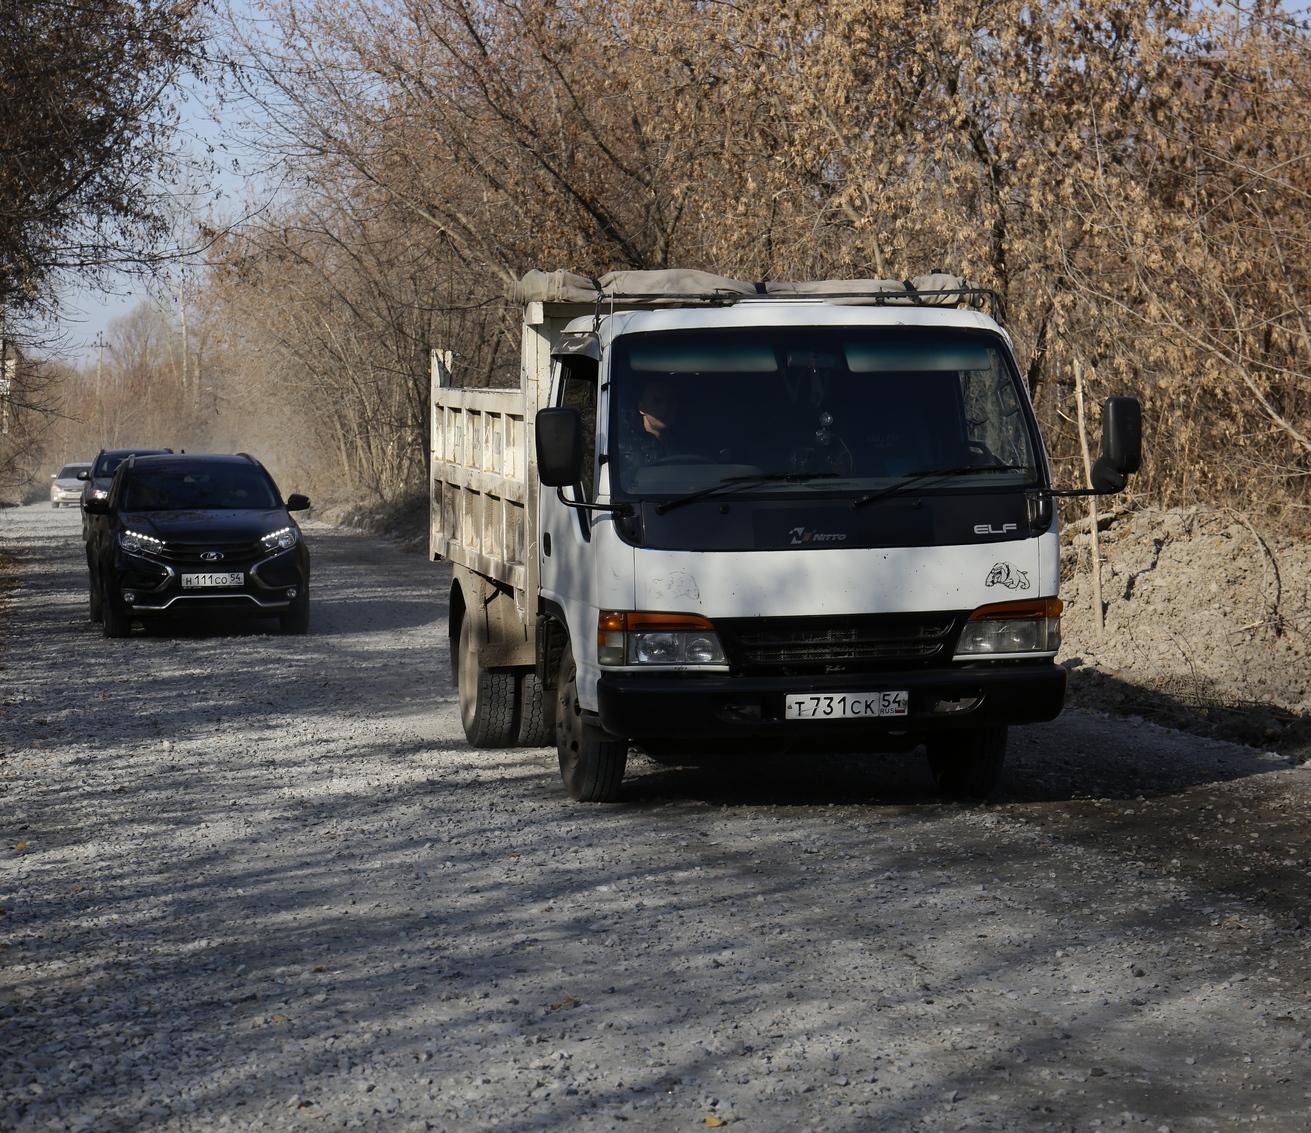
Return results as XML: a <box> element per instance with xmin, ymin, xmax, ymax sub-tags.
<box><xmin>1059</xmin><ymin>505</ymin><xmax>1311</xmax><ymax>758</ymax></box>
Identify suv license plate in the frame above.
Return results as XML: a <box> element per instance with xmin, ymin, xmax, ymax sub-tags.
<box><xmin>785</xmin><ymin>691</ymin><xmax>909</xmax><ymax>720</ymax></box>
<box><xmin>181</xmin><ymin>572</ymin><xmax>244</xmax><ymax>588</ymax></box>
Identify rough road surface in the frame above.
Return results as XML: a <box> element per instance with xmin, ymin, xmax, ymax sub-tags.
<box><xmin>3</xmin><ymin>502</ymin><xmax>1311</xmax><ymax>1133</ymax></box>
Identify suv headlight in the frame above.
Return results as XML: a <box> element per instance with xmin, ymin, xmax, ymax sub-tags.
<box><xmin>598</xmin><ymin>611</ymin><xmax>727</xmax><ymax>668</ymax></box>
<box><xmin>90</xmin><ymin>488</ymin><xmax>109</xmax><ymax>500</ymax></box>
<box><xmin>119</xmin><ymin>530</ymin><xmax>163</xmax><ymax>555</ymax></box>
<box><xmin>261</xmin><ymin>526</ymin><xmax>299</xmax><ymax>552</ymax></box>
<box><xmin>954</xmin><ymin>598</ymin><xmax>1062</xmax><ymax>658</ymax></box>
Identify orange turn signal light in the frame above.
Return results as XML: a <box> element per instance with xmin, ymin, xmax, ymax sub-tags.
<box><xmin>598</xmin><ymin>610</ymin><xmax>716</xmax><ymax>637</ymax></box>
<box><xmin>968</xmin><ymin>597</ymin><xmax>1063</xmax><ymax>621</ymax></box>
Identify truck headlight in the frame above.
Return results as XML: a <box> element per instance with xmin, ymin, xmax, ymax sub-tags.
<box><xmin>261</xmin><ymin>526</ymin><xmax>299</xmax><ymax>552</ymax></box>
<box><xmin>597</xmin><ymin>611</ymin><xmax>727</xmax><ymax>668</ymax></box>
<box><xmin>954</xmin><ymin>598</ymin><xmax>1062</xmax><ymax>658</ymax></box>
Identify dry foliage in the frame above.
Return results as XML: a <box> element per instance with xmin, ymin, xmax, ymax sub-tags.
<box><xmin>0</xmin><ymin>0</ymin><xmax>209</xmax><ymax>315</ymax></box>
<box><xmin>184</xmin><ymin>1</ymin><xmax>1311</xmax><ymax>510</ymax></box>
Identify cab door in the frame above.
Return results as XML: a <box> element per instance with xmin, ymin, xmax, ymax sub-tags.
<box><xmin>537</xmin><ymin>340</ymin><xmax>637</xmax><ymax>710</ymax></box>
<box><xmin>538</xmin><ymin>351</ymin><xmax>601</xmax><ymax>670</ymax></box>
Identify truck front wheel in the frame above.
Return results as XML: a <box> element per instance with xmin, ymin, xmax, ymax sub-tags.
<box><xmin>555</xmin><ymin>651</ymin><xmax>626</xmax><ymax>802</ymax></box>
<box><xmin>456</xmin><ymin>615</ymin><xmax>519</xmax><ymax>747</ymax></box>
<box><xmin>925</xmin><ymin>726</ymin><xmax>1007</xmax><ymax>798</ymax></box>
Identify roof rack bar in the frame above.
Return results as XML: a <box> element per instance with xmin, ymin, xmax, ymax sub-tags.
<box><xmin>586</xmin><ymin>287</ymin><xmax>1003</xmax><ymax>320</ymax></box>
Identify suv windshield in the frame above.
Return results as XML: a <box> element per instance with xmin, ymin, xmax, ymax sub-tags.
<box><xmin>94</xmin><ymin>454</ymin><xmax>127</xmax><ymax>478</ymax></box>
<box><xmin>121</xmin><ymin>465</ymin><xmax>280</xmax><ymax>511</ymax></box>
<box><xmin>609</xmin><ymin>327</ymin><xmax>1038</xmax><ymax>500</ymax></box>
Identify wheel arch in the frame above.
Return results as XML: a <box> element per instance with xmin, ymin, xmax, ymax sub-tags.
<box><xmin>448</xmin><ymin>575</ymin><xmax>467</xmax><ymax>680</ymax></box>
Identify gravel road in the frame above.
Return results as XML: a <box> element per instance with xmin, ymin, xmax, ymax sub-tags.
<box><xmin>3</xmin><ymin>502</ymin><xmax>1311</xmax><ymax>1132</ymax></box>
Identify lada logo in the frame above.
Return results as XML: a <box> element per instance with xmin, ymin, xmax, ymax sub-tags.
<box><xmin>201</xmin><ymin>551</ymin><xmax>225</xmax><ymax>561</ymax></box>
<box><xmin>788</xmin><ymin>527</ymin><xmax>847</xmax><ymax>546</ymax></box>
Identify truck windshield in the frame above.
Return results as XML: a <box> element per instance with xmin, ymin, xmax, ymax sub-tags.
<box><xmin>609</xmin><ymin>326</ymin><xmax>1039</xmax><ymax>500</ymax></box>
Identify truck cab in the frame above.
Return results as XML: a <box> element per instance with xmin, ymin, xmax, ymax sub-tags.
<box><xmin>431</xmin><ymin>271</ymin><xmax>1141</xmax><ymax>802</ymax></box>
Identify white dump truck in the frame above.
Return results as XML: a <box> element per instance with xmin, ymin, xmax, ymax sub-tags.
<box><xmin>429</xmin><ymin>269</ymin><xmax>1141</xmax><ymax>801</ymax></box>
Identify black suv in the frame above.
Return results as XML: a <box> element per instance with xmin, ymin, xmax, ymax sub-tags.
<box><xmin>80</xmin><ymin>447</ymin><xmax>173</xmax><ymax>542</ymax></box>
<box><xmin>85</xmin><ymin>453</ymin><xmax>312</xmax><ymax>637</ymax></box>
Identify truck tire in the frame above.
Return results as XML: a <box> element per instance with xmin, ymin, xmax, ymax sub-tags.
<box><xmin>456</xmin><ymin>615</ymin><xmax>518</xmax><ymax>747</ymax></box>
<box><xmin>555</xmin><ymin>651</ymin><xmax>626</xmax><ymax>802</ymax></box>
<box><xmin>516</xmin><ymin>671</ymin><xmax>555</xmax><ymax>747</ymax></box>
<box><xmin>925</xmin><ymin>726</ymin><xmax>1008</xmax><ymax>798</ymax></box>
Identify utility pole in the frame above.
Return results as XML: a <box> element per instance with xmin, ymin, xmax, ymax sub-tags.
<box><xmin>95</xmin><ymin>332</ymin><xmax>106</xmax><ymax>440</ymax></box>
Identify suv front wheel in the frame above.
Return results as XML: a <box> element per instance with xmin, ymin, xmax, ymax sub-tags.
<box><xmin>100</xmin><ymin>577</ymin><xmax>131</xmax><ymax>639</ymax></box>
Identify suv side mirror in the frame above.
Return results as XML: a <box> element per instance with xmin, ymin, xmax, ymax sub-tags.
<box><xmin>536</xmin><ymin>407</ymin><xmax>585</xmax><ymax>488</ymax></box>
<box><xmin>286</xmin><ymin>493</ymin><xmax>311</xmax><ymax>512</ymax></box>
<box><xmin>84</xmin><ymin>497</ymin><xmax>110</xmax><ymax>515</ymax></box>
<box><xmin>76</xmin><ymin>469</ymin><xmax>90</xmax><ymax>481</ymax></box>
<box><xmin>1090</xmin><ymin>397</ymin><xmax>1142</xmax><ymax>493</ymax></box>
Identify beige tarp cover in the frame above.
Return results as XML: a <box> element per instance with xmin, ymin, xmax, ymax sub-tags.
<box><xmin>513</xmin><ymin>269</ymin><xmax>972</xmax><ymax>307</ymax></box>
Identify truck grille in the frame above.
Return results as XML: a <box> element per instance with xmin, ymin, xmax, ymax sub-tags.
<box><xmin>717</xmin><ymin>613</ymin><xmax>961</xmax><ymax>675</ymax></box>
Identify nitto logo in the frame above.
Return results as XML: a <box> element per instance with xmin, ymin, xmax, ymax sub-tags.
<box><xmin>974</xmin><ymin>522</ymin><xmax>1018</xmax><ymax>536</ymax></box>
<box><xmin>986</xmin><ymin>562</ymin><xmax>1030</xmax><ymax>590</ymax></box>
<box><xmin>788</xmin><ymin>527</ymin><xmax>848</xmax><ymax>546</ymax></box>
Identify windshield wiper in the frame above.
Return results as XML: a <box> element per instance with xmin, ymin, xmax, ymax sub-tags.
<box><xmin>849</xmin><ymin>465</ymin><xmax>1029</xmax><ymax>510</ymax></box>
<box><xmin>654</xmin><ymin>472</ymin><xmax>839</xmax><ymax>515</ymax></box>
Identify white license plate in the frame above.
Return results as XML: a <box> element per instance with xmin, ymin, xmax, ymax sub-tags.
<box><xmin>181</xmin><ymin>572</ymin><xmax>244</xmax><ymax>588</ymax></box>
<box><xmin>785</xmin><ymin>691</ymin><xmax>909</xmax><ymax>720</ymax></box>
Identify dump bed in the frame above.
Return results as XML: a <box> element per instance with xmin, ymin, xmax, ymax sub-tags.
<box><xmin>429</xmin><ymin>303</ymin><xmax>591</xmax><ymax>617</ymax></box>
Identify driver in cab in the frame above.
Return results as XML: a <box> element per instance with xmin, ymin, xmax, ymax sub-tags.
<box><xmin>629</xmin><ymin>378</ymin><xmax>690</xmax><ymax>465</ymax></box>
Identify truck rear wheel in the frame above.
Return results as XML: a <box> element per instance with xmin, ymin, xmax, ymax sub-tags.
<box><xmin>516</xmin><ymin>671</ymin><xmax>555</xmax><ymax>746</ymax></box>
<box><xmin>456</xmin><ymin>615</ymin><xmax>518</xmax><ymax>747</ymax></box>
<box><xmin>555</xmin><ymin>651</ymin><xmax>626</xmax><ymax>802</ymax></box>
<box><xmin>925</xmin><ymin>726</ymin><xmax>1007</xmax><ymax>798</ymax></box>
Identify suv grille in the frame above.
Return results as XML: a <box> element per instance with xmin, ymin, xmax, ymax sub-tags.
<box><xmin>158</xmin><ymin>540</ymin><xmax>264</xmax><ymax>564</ymax></box>
<box><xmin>717</xmin><ymin>613</ymin><xmax>961</xmax><ymax>675</ymax></box>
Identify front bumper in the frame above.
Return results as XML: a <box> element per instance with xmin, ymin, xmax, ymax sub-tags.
<box><xmin>112</xmin><ymin>546</ymin><xmax>308</xmax><ymax>614</ymax></box>
<box><xmin>597</xmin><ymin>662</ymin><xmax>1066</xmax><ymax>744</ymax></box>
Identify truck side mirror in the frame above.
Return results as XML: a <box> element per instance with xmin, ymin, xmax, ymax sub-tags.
<box><xmin>536</xmin><ymin>407</ymin><xmax>584</xmax><ymax>488</ymax></box>
<box><xmin>84</xmin><ymin>497</ymin><xmax>110</xmax><ymax>515</ymax></box>
<box><xmin>1090</xmin><ymin>396</ymin><xmax>1142</xmax><ymax>493</ymax></box>
<box><xmin>285</xmin><ymin>493</ymin><xmax>311</xmax><ymax>512</ymax></box>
